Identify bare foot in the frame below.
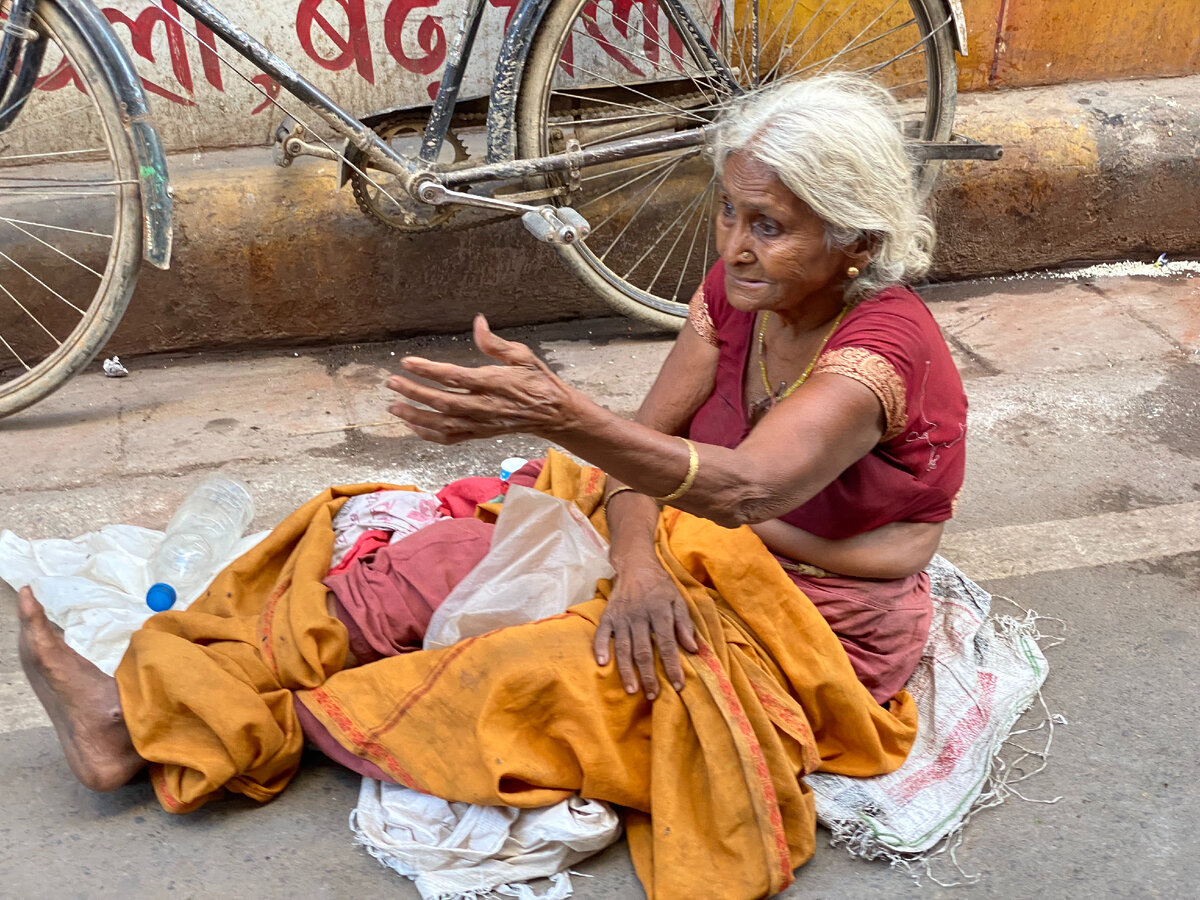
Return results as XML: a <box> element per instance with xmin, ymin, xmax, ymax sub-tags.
<box><xmin>17</xmin><ymin>586</ymin><xmax>145</xmax><ymax>792</ymax></box>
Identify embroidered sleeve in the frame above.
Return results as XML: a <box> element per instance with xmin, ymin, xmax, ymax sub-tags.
<box><xmin>687</xmin><ymin>286</ymin><xmax>718</xmax><ymax>347</ymax></box>
<box><xmin>812</xmin><ymin>347</ymin><xmax>907</xmax><ymax>441</ymax></box>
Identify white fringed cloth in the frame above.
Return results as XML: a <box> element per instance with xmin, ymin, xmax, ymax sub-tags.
<box><xmin>809</xmin><ymin>554</ymin><xmax>1059</xmax><ymax>882</ymax></box>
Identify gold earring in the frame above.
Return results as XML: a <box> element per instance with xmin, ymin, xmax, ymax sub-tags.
<box><xmin>847</xmin><ymin>266</ymin><xmax>860</xmax><ymax>278</ymax></box>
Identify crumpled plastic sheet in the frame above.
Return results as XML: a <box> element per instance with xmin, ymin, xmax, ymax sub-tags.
<box><xmin>425</xmin><ymin>484</ymin><xmax>615</xmax><ymax>651</ymax></box>
<box><xmin>0</xmin><ymin>524</ymin><xmax>266</xmax><ymax>676</ymax></box>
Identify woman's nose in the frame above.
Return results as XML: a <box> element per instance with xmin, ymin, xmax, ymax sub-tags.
<box><xmin>723</xmin><ymin>226</ymin><xmax>753</xmax><ymax>264</ymax></box>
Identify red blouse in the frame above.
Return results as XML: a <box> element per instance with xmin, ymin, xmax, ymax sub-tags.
<box><xmin>686</xmin><ymin>261</ymin><xmax>967</xmax><ymax>540</ymax></box>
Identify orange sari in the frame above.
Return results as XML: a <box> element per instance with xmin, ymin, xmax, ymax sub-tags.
<box><xmin>115</xmin><ymin>452</ymin><xmax>917</xmax><ymax>899</ymax></box>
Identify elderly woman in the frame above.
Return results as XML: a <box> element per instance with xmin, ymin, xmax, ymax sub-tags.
<box><xmin>390</xmin><ymin>74</ymin><xmax>964</xmax><ymax>705</ymax></box>
<box><xmin>18</xmin><ymin>75</ymin><xmax>964</xmax><ymax>899</ymax></box>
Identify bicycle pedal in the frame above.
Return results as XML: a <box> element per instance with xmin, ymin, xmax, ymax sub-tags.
<box><xmin>555</xmin><ymin>207</ymin><xmax>591</xmax><ymax>238</ymax></box>
<box><xmin>521</xmin><ymin>207</ymin><xmax>591</xmax><ymax>245</ymax></box>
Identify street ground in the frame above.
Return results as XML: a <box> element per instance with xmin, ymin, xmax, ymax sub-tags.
<box><xmin>1</xmin><ymin>267</ymin><xmax>1199</xmax><ymax>898</ymax></box>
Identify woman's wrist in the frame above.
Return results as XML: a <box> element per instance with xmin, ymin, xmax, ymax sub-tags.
<box><xmin>603</xmin><ymin>485</ymin><xmax>640</xmax><ymax>513</ymax></box>
<box><xmin>539</xmin><ymin>383</ymin><xmax>601</xmax><ymax>441</ymax></box>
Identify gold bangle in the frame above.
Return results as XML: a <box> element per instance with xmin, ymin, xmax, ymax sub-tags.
<box><xmin>602</xmin><ymin>485</ymin><xmax>639</xmax><ymax>513</ymax></box>
<box><xmin>655</xmin><ymin>438</ymin><xmax>699</xmax><ymax>503</ymax></box>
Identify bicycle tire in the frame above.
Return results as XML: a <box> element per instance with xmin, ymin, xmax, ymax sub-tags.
<box><xmin>0</xmin><ymin>2</ymin><xmax>143</xmax><ymax>418</ymax></box>
<box><xmin>516</xmin><ymin>0</ymin><xmax>957</xmax><ymax>330</ymax></box>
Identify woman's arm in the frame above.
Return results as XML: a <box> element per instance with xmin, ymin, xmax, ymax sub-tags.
<box><xmin>596</xmin><ymin>321</ymin><xmax>717</xmax><ymax>698</ymax></box>
<box><xmin>388</xmin><ymin>316</ymin><xmax>884</xmax><ymax>528</ymax></box>
<box><xmin>750</xmin><ymin>518</ymin><xmax>945</xmax><ymax>579</ymax></box>
<box><xmin>386</xmin><ymin>316</ymin><xmax>911</xmax><ymax>694</ymax></box>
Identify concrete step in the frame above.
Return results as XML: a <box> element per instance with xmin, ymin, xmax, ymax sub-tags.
<box><xmin>9</xmin><ymin>76</ymin><xmax>1200</xmax><ymax>359</ymax></box>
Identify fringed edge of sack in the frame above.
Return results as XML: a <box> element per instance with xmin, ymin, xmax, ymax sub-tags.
<box><xmin>825</xmin><ymin>599</ymin><xmax>1067</xmax><ymax>887</ymax></box>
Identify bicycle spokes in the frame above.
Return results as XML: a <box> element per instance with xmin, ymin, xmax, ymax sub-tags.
<box><xmin>0</xmin><ymin>5</ymin><xmax>142</xmax><ymax>415</ymax></box>
<box><xmin>525</xmin><ymin>0</ymin><xmax>953</xmax><ymax>321</ymax></box>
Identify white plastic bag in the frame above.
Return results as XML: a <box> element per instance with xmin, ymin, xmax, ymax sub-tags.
<box><xmin>0</xmin><ymin>524</ymin><xmax>267</xmax><ymax>675</ymax></box>
<box><xmin>424</xmin><ymin>485</ymin><xmax>614</xmax><ymax>650</ymax></box>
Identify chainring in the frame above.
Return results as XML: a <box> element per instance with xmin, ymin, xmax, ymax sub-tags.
<box><xmin>350</xmin><ymin>115</ymin><xmax>471</xmax><ymax>232</ymax></box>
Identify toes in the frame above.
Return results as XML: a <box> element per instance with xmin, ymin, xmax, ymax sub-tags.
<box><xmin>16</xmin><ymin>586</ymin><xmax>45</xmax><ymax>623</ymax></box>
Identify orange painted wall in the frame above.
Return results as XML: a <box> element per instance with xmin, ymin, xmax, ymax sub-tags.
<box><xmin>957</xmin><ymin>0</ymin><xmax>1200</xmax><ymax>91</ymax></box>
<box><xmin>754</xmin><ymin>0</ymin><xmax>1198</xmax><ymax>98</ymax></box>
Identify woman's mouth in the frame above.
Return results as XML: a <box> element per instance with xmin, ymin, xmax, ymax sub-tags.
<box><xmin>729</xmin><ymin>273</ymin><xmax>769</xmax><ymax>290</ymax></box>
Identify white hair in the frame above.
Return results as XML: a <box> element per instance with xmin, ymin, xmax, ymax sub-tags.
<box><xmin>712</xmin><ymin>74</ymin><xmax>935</xmax><ymax>302</ymax></box>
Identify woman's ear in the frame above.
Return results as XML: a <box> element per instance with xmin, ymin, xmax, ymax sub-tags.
<box><xmin>847</xmin><ymin>232</ymin><xmax>879</xmax><ymax>272</ymax></box>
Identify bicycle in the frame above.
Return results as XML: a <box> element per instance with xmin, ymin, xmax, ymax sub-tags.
<box><xmin>0</xmin><ymin>0</ymin><xmax>999</xmax><ymax>417</ymax></box>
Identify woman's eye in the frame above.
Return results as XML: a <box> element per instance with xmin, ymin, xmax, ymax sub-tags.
<box><xmin>755</xmin><ymin>219</ymin><xmax>780</xmax><ymax>237</ymax></box>
<box><xmin>720</xmin><ymin>200</ymin><xmax>734</xmax><ymax>217</ymax></box>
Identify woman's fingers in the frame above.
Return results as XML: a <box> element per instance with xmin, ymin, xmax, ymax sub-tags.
<box><xmin>593</xmin><ymin>615</ymin><xmax>614</xmax><ymax>666</ymax></box>
<box><xmin>598</xmin><ymin>609</ymin><xmax>656</xmax><ymax>696</ymax></box>
<box><xmin>650</xmin><ymin>605</ymin><xmax>685</xmax><ymax>692</ymax></box>
<box><xmin>673</xmin><ymin>599</ymin><xmax>699</xmax><ymax>655</ymax></box>
<box><xmin>387</xmin><ymin>373</ymin><xmax>491</xmax><ymax>418</ymax></box>
<box><xmin>387</xmin><ymin>401</ymin><xmax>488</xmax><ymax>442</ymax></box>
<box><xmin>611</xmin><ymin>622</ymin><xmax>639</xmax><ymax>696</ymax></box>
<box><xmin>390</xmin><ymin>361</ymin><xmax>500</xmax><ymax>399</ymax></box>
<box><xmin>597</xmin><ymin>579</ymin><xmax>695</xmax><ymax>699</ymax></box>
<box><xmin>629</xmin><ymin>619</ymin><xmax>660</xmax><ymax>700</ymax></box>
<box><xmin>474</xmin><ymin>314</ymin><xmax>540</xmax><ymax>368</ymax></box>
<box><xmin>382</xmin><ymin>319</ymin><xmax>570</xmax><ymax>446</ymax></box>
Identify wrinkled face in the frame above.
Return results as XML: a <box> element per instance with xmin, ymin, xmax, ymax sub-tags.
<box><xmin>716</xmin><ymin>151</ymin><xmax>852</xmax><ymax>315</ymax></box>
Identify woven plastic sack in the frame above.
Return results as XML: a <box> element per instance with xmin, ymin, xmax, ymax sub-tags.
<box><xmin>808</xmin><ymin>554</ymin><xmax>1050</xmax><ymax>859</ymax></box>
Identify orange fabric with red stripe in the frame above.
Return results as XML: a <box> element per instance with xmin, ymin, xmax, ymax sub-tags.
<box><xmin>115</xmin><ymin>454</ymin><xmax>917</xmax><ymax>897</ymax></box>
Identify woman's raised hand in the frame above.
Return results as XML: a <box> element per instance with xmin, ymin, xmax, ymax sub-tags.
<box><xmin>387</xmin><ymin>314</ymin><xmax>575</xmax><ymax>443</ymax></box>
<box><xmin>593</xmin><ymin>560</ymin><xmax>698</xmax><ymax>700</ymax></box>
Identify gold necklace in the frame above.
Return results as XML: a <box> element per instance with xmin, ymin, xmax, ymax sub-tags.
<box><xmin>757</xmin><ymin>306</ymin><xmax>849</xmax><ymax>404</ymax></box>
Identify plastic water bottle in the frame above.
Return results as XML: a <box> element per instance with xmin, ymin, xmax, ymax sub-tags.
<box><xmin>146</xmin><ymin>476</ymin><xmax>255</xmax><ymax>612</ymax></box>
<box><xmin>499</xmin><ymin>457</ymin><xmax>529</xmax><ymax>481</ymax></box>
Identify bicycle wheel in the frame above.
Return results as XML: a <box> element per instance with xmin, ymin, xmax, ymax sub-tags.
<box><xmin>517</xmin><ymin>0</ymin><xmax>957</xmax><ymax>329</ymax></box>
<box><xmin>0</xmin><ymin>2</ymin><xmax>143</xmax><ymax>418</ymax></box>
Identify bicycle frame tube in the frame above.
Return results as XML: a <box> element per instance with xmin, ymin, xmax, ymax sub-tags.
<box><xmin>419</xmin><ymin>0</ymin><xmax>490</xmax><ymax>163</ymax></box>
<box><xmin>658</xmin><ymin>0</ymin><xmax>740</xmax><ymax>93</ymax></box>
<box><xmin>443</xmin><ymin>126</ymin><xmax>713</xmax><ymax>188</ymax></box>
<box><xmin>0</xmin><ymin>31</ymin><xmax>45</xmax><ymax>133</ymax></box>
<box><xmin>0</xmin><ymin>0</ymin><xmax>37</xmax><ymax>105</ymax></box>
<box><xmin>485</xmin><ymin>0</ymin><xmax>553</xmax><ymax>162</ymax></box>
<box><xmin>171</xmin><ymin>0</ymin><xmax>418</xmax><ymax>186</ymax></box>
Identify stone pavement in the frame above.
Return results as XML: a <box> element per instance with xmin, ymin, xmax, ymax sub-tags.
<box><xmin>1</xmin><ymin>268</ymin><xmax>1199</xmax><ymax>898</ymax></box>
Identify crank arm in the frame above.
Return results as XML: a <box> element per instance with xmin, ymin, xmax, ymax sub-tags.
<box><xmin>415</xmin><ymin>178</ymin><xmax>591</xmax><ymax>245</ymax></box>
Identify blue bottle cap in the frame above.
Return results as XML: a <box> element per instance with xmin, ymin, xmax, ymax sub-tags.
<box><xmin>146</xmin><ymin>582</ymin><xmax>177</xmax><ymax>612</ymax></box>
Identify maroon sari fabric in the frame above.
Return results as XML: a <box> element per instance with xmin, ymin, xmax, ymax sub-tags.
<box><xmin>688</xmin><ymin>260</ymin><xmax>967</xmax><ymax>540</ymax></box>
<box><xmin>686</xmin><ymin>262</ymin><xmax>966</xmax><ymax>701</ymax></box>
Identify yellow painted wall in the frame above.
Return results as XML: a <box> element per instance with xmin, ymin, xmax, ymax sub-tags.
<box><xmin>958</xmin><ymin>0</ymin><xmax>1200</xmax><ymax>90</ymax></box>
<box><xmin>754</xmin><ymin>0</ymin><xmax>1199</xmax><ymax>94</ymax></box>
